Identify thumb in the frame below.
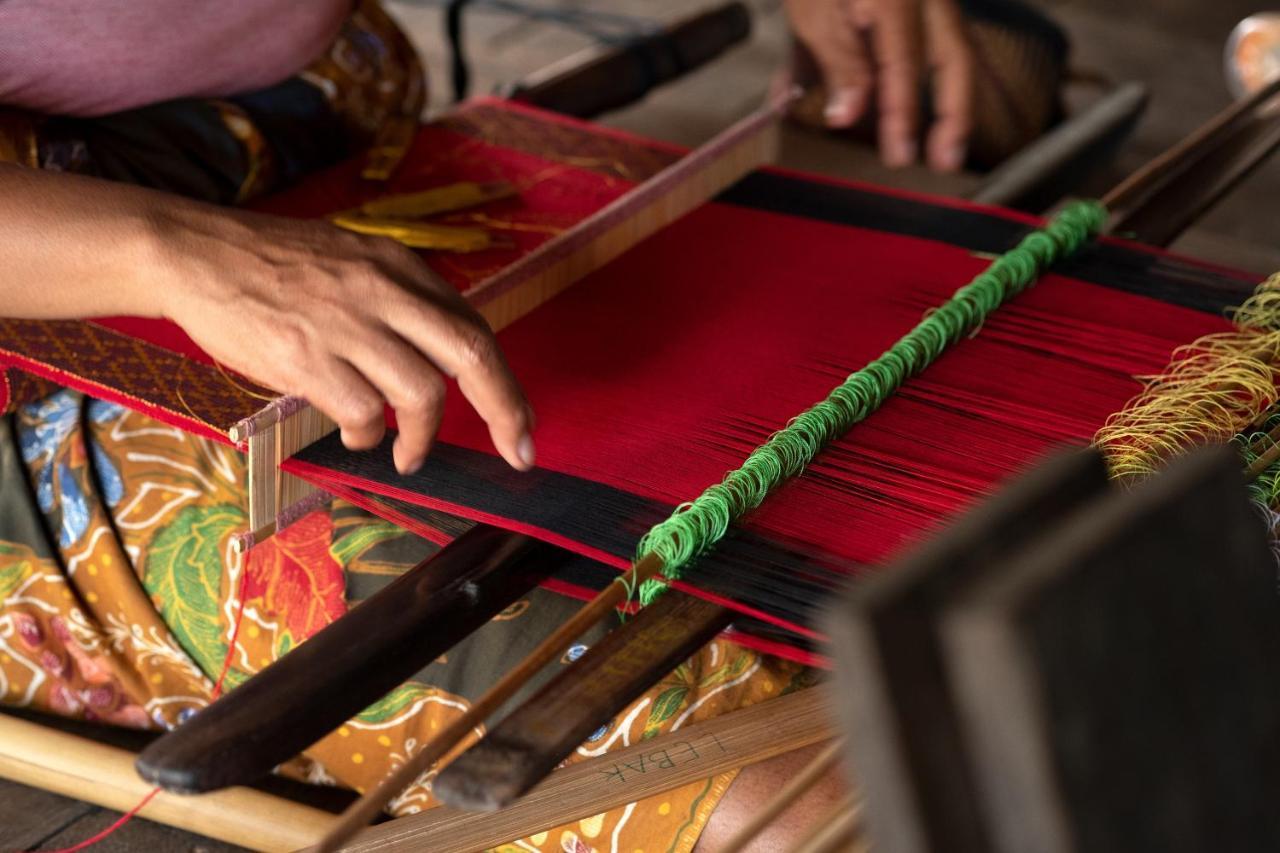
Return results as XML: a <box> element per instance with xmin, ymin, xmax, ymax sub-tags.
<box><xmin>811</xmin><ymin>30</ymin><xmax>872</xmax><ymax>128</ymax></box>
<box><xmin>787</xmin><ymin>0</ymin><xmax>871</xmax><ymax>128</ymax></box>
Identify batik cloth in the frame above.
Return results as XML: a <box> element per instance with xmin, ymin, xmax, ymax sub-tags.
<box><xmin>0</xmin><ymin>391</ymin><xmax>810</xmax><ymax>849</ymax></box>
<box><xmin>0</xmin><ymin>3</ymin><xmax>804</xmax><ymax>850</ymax></box>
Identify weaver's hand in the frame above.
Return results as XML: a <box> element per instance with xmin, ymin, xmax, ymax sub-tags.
<box><xmin>782</xmin><ymin>0</ymin><xmax>973</xmax><ymax>172</ymax></box>
<box><xmin>0</xmin><ymin>164</ymin><xmax>532</xmax><ymax>473</ymax></box>
<box><xmin>156</xmin><ymin>207</ymin><xmax>535</xmax><ymax>475</ymax></box>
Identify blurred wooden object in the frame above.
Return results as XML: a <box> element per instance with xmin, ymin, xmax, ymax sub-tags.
<box><xmin>500</xmin><ymin>3</ymin><xmax>751</xmax><ymax>119</ymax></box>
<box><xmin>971</xmin><ymin>82</ymin><xmax>1148</xmax><ymax>211</ymax></box>
<box><xmin>824</xmin><ymin>447</ymin><xmax>1280</xmax><ymax>853</ymax></box>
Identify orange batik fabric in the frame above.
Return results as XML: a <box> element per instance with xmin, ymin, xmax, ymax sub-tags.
<box><xmin>0</xmin><ymin>390</ymin><xmax>807</xmax><ymax>851</ymax></box>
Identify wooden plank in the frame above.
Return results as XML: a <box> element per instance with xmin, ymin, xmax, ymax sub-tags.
<box><xmin>315</xmin><ymin>554</ymin><xmax>670</xmax><ymax>851</ymax></box>
<box><xmin>344</xmin><ymin>688</ymin><xmax>834</xmax><ymax>852</ymax></box>
<box><xmin>820</xmin><ymin>450</ymin><xmax>1110</xmax><ymax>853</ymax></box>
<box><xmin>33</xmin><ymin>807</ymin><xmax>248</xmax><ymax>853</ymax></box>
<box><xmin>942</xmin><ymin>448</ymin><xmax>1280</xmax><ymax>853</ymax></box>
<box><xmin>0</xmin><ymin>712</ymin><xmax>332</xmax><ymax>852</ymax></box>
<box><xmin>137</xmin><ymin>526</ymin><xmax>567</xmax><ymax>793</ymax></box>
<box><xmin>432</xmin><ymin>591</ymin><xmax>735</xmax><ymax>810</ymax></box>
<box><xmin>0</xmin><ymin>776</ymin><xmax>95</xmax><ymax>850</ymax></box>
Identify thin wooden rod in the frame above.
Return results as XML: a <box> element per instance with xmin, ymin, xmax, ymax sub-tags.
<box><xmin>1246</xmin><ymin>416</ymin><xmax>1280</xmax><ymax>454</ymax></box>
<box><xmin>1101</xmin><ymin>73</ymin><xmax>1280</xmax><ymax>211</ymax></box>
<box><xmin>314</xmin><ymin>553</ymin><xmax>666</xmax><ymax>852</ymax></box>
<box><xmin>1107</xmin><ymin>108</ymin><xmax>1280</xmax><ymax>246</ymax></box>
<box><xmin>789</xmin><ymin>795</ymin><xmax>863</xmax><ymax>853</ymax></box>
<box><xmin>718</xmin><ymin>740</ymin><xmax>846</xmax><ymax>853</ymax></box>
<box><xmin>337</xmin><ymin>689</ymin><xmax>834</xmax><ymax>853</ymax></box>
<box><xmin>0</xmin><ymin>712</ymin><xmax>333</xmax><ymax>852</ymax></box>
<box><xmin>1247</xmin><ymin>422</ymin><xmax>1280</xmax><ymax>480</ymax></box>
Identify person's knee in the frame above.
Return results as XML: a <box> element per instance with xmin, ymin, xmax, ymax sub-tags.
<box><xmin>694</xmin><ymin>743</ymin><xmax>850</xmax><ymax>851</ymax></box>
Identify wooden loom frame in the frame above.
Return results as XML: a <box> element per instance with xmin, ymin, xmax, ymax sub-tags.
<box><xmin>231</xmin><ymin>93</ymin><xmax>791</xmax><ymax>550</ymax></box>
<box><xmin>0</xmin><ymin>688</ymin><xmax>832</xmax><ymax>852</ymax></box>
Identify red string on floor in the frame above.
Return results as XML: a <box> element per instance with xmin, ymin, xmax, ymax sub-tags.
<box><xmin>39</xmin><ymin>562</ymin><xmax>251</xmax><ymax>853</ymax></box>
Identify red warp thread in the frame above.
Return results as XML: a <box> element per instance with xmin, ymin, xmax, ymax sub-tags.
<box><xmin>286</xmin><ymin>200</ymin><xmax>1246</xmax><ymax>655</ymax></box>
<box><xmin>40</xmin><ymin>563</ymin><xmax>251</xmax><ymax>852</ymax></box>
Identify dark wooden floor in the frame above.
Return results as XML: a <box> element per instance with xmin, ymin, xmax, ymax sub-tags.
<box><xmin>3</xmin><ymin>1</ymin><xmax>1276</xmax><ymax>850</ymax></box>
<box><xmin>0</xmin><ymin>777</ymin><xmax>246</xmax><ymax>853</ymax></box>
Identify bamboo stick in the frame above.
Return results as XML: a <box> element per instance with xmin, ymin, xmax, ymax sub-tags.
<box><xmin>1101</xmin><ymin>73</ymin><xmax>1280</xmax><ymax>211</ymax></box>
<box><xmin>0</xmin><ymin>712</ymin><xmax>334</xmax><ymax>852</ymax></box>
<box><xmin>335</xmin><ymin>688</ymin><xmax>834</xmax><ymax>853</ymax></box>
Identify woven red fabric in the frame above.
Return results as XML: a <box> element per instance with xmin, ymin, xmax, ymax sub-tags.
<box><xmin>284</xmin><ymin>169</ymin><xmax>1253</xmax><ymax>662</ymax></box>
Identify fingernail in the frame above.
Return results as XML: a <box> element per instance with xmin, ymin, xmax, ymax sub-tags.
<box><xmin>824</xmin><ymin>88</ymin><xmax>861</xmax><ymax>127</ymax></box>
<box><xmin>886</xmin><ymin>138</ymin><xmax>918</xmax><ymax>168</ymax></box>
<box><xmin>402</xmin><ymin>457</ymin><xmax>424</xmax><ymax>476</ymax></box>
<box><xmin>516</xmin><ymin>433</ymin><xmax>536</xmax><ymax>469</ymax></box>
<box><xmin>937</xmin><ymin>142</ymin><xmax>966</xmax><ymax>172</ymax></box>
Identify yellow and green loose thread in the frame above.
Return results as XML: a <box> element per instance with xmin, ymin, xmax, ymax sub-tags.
<box><xmin>1096</xmin><ymin>271</ymin><xmax>1280</xmax><ymax>483</ymax></box>
<box><xmin>1235</xmin><ymin>413</ymin><xmax>1280</xmax><ymax>508</ymax></box>
<box><xmin>634</xmin><ymin>199</ymin><xmax>1108</xmax><ymax>604</ymax></box>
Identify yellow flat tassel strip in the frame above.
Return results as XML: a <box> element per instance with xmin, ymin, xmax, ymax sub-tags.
<box><xmin>1096</xmin><ymin>272</ymin><xmax>1280</xmax><ymax>482</ymax></box>
<box><xmin>331</xmin><ymin>214</ymin><xmax>506</xmax><ymax>252</ymax></box>
<box><xmin>358</xmin><ymin>180</ymin><xmax>515</xmax><ymax>218</ymax></box>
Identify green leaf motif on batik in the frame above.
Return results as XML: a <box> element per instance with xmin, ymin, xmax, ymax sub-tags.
<box><xmin>642</xmin><ymin>685</ymin><xmax>688</xmax><ymax>740</ymax></box>
<box><xmin>144</xmin><ymin>503</ymin><xmax>244</xmax><ymax>678</ymax></box>
<box><xmin>697</xmin><ymin>651</ymin><xmax>752</xmax><ymax>689</ymax></box>
<box><xmin>329</xmin><ymin>520</ymin><xmax>407</xmax><ymax>568</ymax></box>
<box><xmin>356</xmin><ymin>682</ymin><xmax>431</xmax><ymax>725</ymax></box>
<box><xmin>0</xmin><ymin>552</ymin><xmax>34</xmax><ymax>601</ymax></box>
<box><xmin>219</xmin><ymin>668</ymin><xmax>250</xmax><ymax>693</ymax></box>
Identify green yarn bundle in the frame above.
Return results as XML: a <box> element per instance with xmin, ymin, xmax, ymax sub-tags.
<box><xmin>635</xmin><ymin>199</ymin><xmax>1108</xmax><ymax>604</ymax></box>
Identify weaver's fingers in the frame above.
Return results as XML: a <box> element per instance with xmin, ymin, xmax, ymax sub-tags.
<box><xmin>389</xmin><ymin>293</ymin><xmax>535</xmax><ymax>472</ymax></box>
<box><xmin>870</xmin><ymin>0</ymin><xmax>924</xmax><ymax>167</ymax></box>
<box><xmin>298</xmin><ymin>358</ymin><xmax>388</xmax><ymax>452</ymax></box>
<box><xmin>786</xmin><ymin>0</ymin><xmax>872</xmax><ymax>127</ymax></box>
<box><xmin>923</xmin><ymin>0</ymin><xmax>973</xmax><ymax>172</ymax></box>
<box><xmin>347</xmin><ymin>332</ymin><xmax>449</xmax><ymax>475</ymax></box>
<box><xmin>456</xmin><ymin>366</ymin><xmax>536</xmax><ymax>473</ymax></box>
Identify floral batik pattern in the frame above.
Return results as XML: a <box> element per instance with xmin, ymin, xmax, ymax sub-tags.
<box><xmin>0</xmin><ymin>392</ymin><xmax>809</xmax><ymax>851</ymax></box>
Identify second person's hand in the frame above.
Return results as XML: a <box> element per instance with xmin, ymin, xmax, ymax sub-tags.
<box><xmin>783</xmin><ymin>0</ymin><xmax>974</xmax><ymax>172</ymax></box>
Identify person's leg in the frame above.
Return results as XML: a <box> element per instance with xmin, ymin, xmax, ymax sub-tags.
<box><xmin>695</xmin><ymin>741</ymin><xmax>850</xmax><ymax>851</ymax></box>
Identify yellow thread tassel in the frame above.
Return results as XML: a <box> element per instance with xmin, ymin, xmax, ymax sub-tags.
<box><xmin>331</xmin><ymin>215</ymin><xmax>503</xmax><ymax>252</ymax></box>
<box><xmin>1096</xmin><ymin>272</ymin><xmax>1280</xmax><ymax>481</ymax></box>
<box><xmin>358</xmin><ymin>181</ymin><xmax>515</xmax><ymax>218</ymax></box>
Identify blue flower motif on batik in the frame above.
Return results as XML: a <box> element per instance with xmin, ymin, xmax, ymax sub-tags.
<box><xmin>57</xmin><ymin>462</ymin><xmax>91</xmax><ymax>548</ymax></box>
<box><xmin>87</xmin><ymin>398</ymin><xmax>125</xmax><ymax>508</ymax></box>
<box><xmin>19</xmin><ymin>392</ymin><xmax>80</xmax><ymax>515</ymax></box>
<box><xmin>17</xmin><ymin>391</ymin><xmax>94</xmax><ymax>547</ymax></box>
<box><xmin>87</xmin><ymin>399</ymin><xmax>125</xmax><ymax>425</ymax></box>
